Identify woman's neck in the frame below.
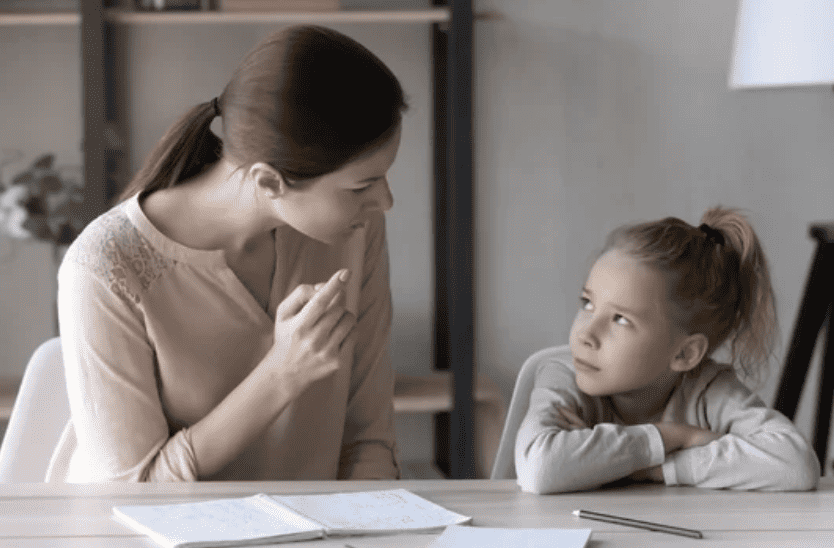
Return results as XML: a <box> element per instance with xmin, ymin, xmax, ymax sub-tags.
<box><xmin>140</xmin><ymin>158</ymin><xmax>282</xmax><ymax>253</ymax></box>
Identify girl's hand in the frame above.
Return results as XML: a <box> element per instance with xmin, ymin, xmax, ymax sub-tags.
<box><xmin>629</xmin><ymin>465</ymin><xmax>664</xmax><ymax>483</ymax></box>
<box><xmin>269</xmin><ymin>269</ymin><xmax>356</xmax><ymax>394</ymax></box>
<box><xmin>554</xmin><ymin>405</ymin><xmax>589</xmax><ymax>430</ymax></box>
<box><xmin>654</xmin><ymin>422</ymin><xmax>721</xmax><ymax>454</ymax></box>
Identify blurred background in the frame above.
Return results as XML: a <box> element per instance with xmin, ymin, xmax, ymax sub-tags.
<box><xmin>1</xmin><ymin>0</ymin><xmax>833</xmax><ymax>475</ymax></box>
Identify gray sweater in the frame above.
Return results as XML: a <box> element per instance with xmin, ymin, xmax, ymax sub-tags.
<box><xmin>515</xmin><ymin>346</ymin><xmax>820</xmax><ymax>494</ymax></box>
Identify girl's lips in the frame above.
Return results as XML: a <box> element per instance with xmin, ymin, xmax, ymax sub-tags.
<box><xmin>573</xmin><ymin>357</ymin><xmax>600</xmax><ymax>372</ymax></box>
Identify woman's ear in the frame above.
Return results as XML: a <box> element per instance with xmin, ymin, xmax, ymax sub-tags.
<box><xmin>671</xmin><ymin>333</ymin><xmax>709</xmax><ymax>373</ymax></box>
<box><xmin>248</xmin><ymin>162</ymin><xmax>285</xmax><ymax>199</ymax></box>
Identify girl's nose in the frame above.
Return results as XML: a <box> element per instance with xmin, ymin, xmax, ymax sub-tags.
<box><xmin>577</xmin><ymin>317</ymin><xmax>601</xmax><ymax>349</ymax></box>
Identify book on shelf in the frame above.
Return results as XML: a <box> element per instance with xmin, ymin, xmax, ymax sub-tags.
<box><xmin>427</xmin><ymin>525</ymin><xmax>593</xmax><ymax>548</ymax></box>
<box><xmin>113</xmin><ymin>488</ymin><xmax>472</xmax><ymax>548</ymax></box>
<box><xmin>220</xmin><ymin>0</ymin><xmax>340</xmax><ymax>12</ymax></box>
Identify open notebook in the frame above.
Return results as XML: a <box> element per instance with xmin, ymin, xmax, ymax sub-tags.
<box><xmin>113</xmin><ymin>488</ymin><xmax>472</xmax><ymax>548</ymax></box>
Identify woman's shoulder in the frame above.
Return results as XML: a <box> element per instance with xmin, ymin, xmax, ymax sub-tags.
<box><xmin>61</xmin><ymin>199</ymin><xmax>176</xmax><ymax>303</ymax></box>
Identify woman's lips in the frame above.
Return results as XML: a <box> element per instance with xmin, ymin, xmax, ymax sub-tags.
<box><xmin>573</xmin><ymin>357</ymin><xmax>600</xmax><ymax>372</ymax></box>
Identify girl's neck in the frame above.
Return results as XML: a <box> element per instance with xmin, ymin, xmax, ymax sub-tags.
<box><xmin>608</xmin><ymin>369</ymin><xmax>682</xmax><ymax>424</ymax></box>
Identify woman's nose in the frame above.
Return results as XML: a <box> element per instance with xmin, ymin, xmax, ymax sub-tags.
<box><xmin>368</xmin><ymin>180</ymin><xmax>394</xmax><ymax>212</ymax></box>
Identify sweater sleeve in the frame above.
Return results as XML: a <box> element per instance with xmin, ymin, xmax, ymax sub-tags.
<box><xmin>56</xmin><ymin>243</ymin><xmax>199</xmax><ymax>482</ymax></box>
<box><xmin>661</xmin><ymin>368</ymin><xmax>820</xmax><ymax>491</ymax></box>
<box><xmin>515</xmin><ymin>357</ymin><xmax>665</xmax><ymax>494</ymax></box>
<box><xmin>337</xmin><ymin>213</ymin><xmax>399</xmax><ymax>480</ymax></box>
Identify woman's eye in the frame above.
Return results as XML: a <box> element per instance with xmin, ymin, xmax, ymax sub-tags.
<box><xmin>352</xmin><ymin>186</ymin><xmax>371</xmax><ymax>194</ymax></box>
<box><xmin>613</xmin><ymin>314</ymin><xmax>631</xmax><ymax>326</ymax></box>
<box><xmin>579</xmin><ymin>297</ymin><xmax>592</xmax><ymax>311</ymax></box>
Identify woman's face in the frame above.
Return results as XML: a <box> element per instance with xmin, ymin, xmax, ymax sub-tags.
<box><xmin>272</xmin><ymin>127</ymin><xmax>401</xmax><ymax>245</ymax></box>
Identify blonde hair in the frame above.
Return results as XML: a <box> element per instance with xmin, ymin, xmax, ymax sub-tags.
<box><xmin>603</xmin><ymin>207</ymin><xmax>778</xmax><ymax>382</ymax></box>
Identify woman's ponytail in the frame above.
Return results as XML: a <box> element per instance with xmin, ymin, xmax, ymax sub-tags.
<box><xmin>117</xmin><ymin>99</ymin><xmax>222</xmax><ymax>203</ymax></box>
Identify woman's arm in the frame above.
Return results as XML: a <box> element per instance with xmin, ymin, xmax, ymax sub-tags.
<box><xmin>661</xmin><ymin>370</ymin><xmax>820</xmax><ymax>491</ymax></box>
<box><xmin>514</xmin><ymin>358</ymin><xmax>665</xmax><ymax>494</ymax></box>
<box><xmin>337</xmin><ymin>213</ymin><xmax>399</xmax><ymax>480</ymax></box>
<box><xmin>59</xmin><ymin>259</ymin><xmax>198</xmax><ymax>482</ymax></box>
<box><xmin>60</xmin><ymin>257</ymin><xmax>352</xmax><ymax>482</ymax></box>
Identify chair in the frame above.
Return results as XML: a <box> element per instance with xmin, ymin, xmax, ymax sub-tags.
<box><xmin>490</xmin><ymin>344</ymin><xmax>570</xmax><ymax>479</ymax></box>
<box><xmin>0</xmin><ymin>337</ymin><xmax>69</xmax><ymax>482</ymax></box>
<box><xmin>774</xmin><ymin>222</ymin><xmax>834</xmax><ymax>472</ymax></box>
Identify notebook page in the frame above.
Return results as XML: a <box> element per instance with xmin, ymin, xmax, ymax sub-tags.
<box><xmin>427</xmin><ymin>525</ymin><xmax>593</xmax><ymax>548</ymax></box>
<box><xmin>269</xmin><ymin>489</ymin><xmax>472</xmax><ymax>535</ymax></box>
<box><xmin>113</xmin><ymin>496</ymin><xmax>323</xmax><ymax>548</ymax></box>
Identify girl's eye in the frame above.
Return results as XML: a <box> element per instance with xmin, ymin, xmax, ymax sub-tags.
<box><xmin>352</xmin><ymin>186</ymin><xmax>371</xmax><ymax>194</ymax></box>
<box><xmin>579</xmin><ymin>297</ymin><xmax>592</xmax><ymax>311</ymax></box>
<box><xmin>613</xmin><ymin>314</ymin><xmax>631</xmax><ymax>326</ymax></box>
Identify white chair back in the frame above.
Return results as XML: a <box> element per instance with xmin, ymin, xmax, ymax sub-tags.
<box><xmin>0</xmin><ymin>337</ymin><xmax>68</xmax><ymax>482</ymax></box>
<box><xmin>490</xmin><ymin>344</ymin><xmax>571</xmax><ymax>480</ymax></box>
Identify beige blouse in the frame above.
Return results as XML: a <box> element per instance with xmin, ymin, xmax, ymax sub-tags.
<box><xmin>46</xmin><ymin>194</ymin><xmax>399</xmax><ymax>482</ymax></box>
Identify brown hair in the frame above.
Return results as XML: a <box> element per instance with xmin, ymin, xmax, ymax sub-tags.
<box><xmin>118</xmin><ymin>25</ymin><xmax>407</xmax><ymax>202</ymax></box>
<box><xmin>603</xmin><ymin>207</ymin><xmax>778</xmax><ymax>382</ymax></box>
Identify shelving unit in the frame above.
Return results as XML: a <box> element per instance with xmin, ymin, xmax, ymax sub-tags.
<box><xmin>0</xmin><ymin>13</ymin><xmax>79</xmax><ymax>25</ymax></box>
<box><xmin>1</xmin><ymin>0</ymin><xmax>478</xmax><ymax>479</ymax></box>
<box><xmin>103</xmin><ymin>7</ymin><xmax>449</xmax><ymax>24</ymax></box>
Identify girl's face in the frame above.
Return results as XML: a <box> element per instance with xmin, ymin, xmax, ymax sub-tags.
<box><xmin>568</xmin><ymin>248</ymin><xmax>687</xmax><ymax>397</ymax></box>
<box><xmin>272</xmin><ymin>126</ymin><xmax>401</xmax><ymax>245</ymax></box>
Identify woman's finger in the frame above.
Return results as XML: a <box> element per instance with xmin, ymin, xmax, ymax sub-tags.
<box><xmin>332</xmin><ymin>312</ymin><xmax>357</xmax><ymax>350</ymax></box>
<box><xmin>276</xmin><ymin>283</ymin><xmax>317</xmax><ymax>320</ymax></box>
<box><xmin>298</xmin><ymin>269</ymin><xmax>350</xmax><ymax>328</ymax></box>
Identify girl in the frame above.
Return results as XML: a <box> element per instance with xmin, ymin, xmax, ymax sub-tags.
<box><xmin>515</xmin><ymin>207</ymin><xmax>820</xmax><ymax>493</ymax></box>
<box><xmin>47</xmin><ymin>25</ymin><xmax>406</xmax><ymax>482</ymax></box>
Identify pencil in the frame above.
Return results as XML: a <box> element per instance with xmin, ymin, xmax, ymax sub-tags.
<box><xmin>572</xmin><ymin>509</ymin><xmax>703</xmax><ymax>539</ymax></box>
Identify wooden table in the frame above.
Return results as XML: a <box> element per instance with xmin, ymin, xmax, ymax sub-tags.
<box><xmin>1</xmin><ymin>478</ymin><xmax>832</xmax><ymax>547</ymax></box>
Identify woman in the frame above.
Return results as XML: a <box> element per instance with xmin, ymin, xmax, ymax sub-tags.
<box><xmin>47</xmin><ymin>25</ymin><xmax>407</xmax><ymax>482</ymax></box>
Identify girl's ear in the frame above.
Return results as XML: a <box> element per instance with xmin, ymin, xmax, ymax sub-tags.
<box><xmin>671</xmin><ymin>333</ymin><xmax>709</xmax><ymax>372</ymax></box>
<box><xmin>248</xmin><ymin>162</ymin><xmax>286</xmax><ymax>199</ymax></box>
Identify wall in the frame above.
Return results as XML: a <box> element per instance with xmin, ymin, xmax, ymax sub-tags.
<box><xmin>0</xmin><ymin>25</ymin><xmax>81</xmax><ymax>384</ymax></box>
<box><xmin>474</xmin><ymin>0</ymin><xmax>834</xmax><ymax>473</ymax></box>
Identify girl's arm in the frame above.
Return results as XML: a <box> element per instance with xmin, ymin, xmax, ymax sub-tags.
<box><xmin>661</xmin><ymin>368</ymin><xmax>820</xmax><ymax>491</ymax></box>
<box><xmin>336</xmin><ymin>213</ymin><xmax>399</xmax><ymax>480</ymax></box>
<box><xmin>514</xmin><ymin>357</ymin><xmax>665</xmax><ymax>494</ymax></box>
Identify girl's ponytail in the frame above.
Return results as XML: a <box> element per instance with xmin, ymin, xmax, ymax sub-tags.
<box><xmin>117</xmin><ymin>99</ymin><xmax>222</xmax><ymax>202</ymax></box>
<box><xmin>698</xmin><ymin>207</ymin><xmax>778</xmax><ymax>381</ymax></box>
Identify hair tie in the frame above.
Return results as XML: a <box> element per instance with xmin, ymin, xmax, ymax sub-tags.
<box><xmin>211</xmin><ymin>97</ymin><xmax>221</xmax><ymax>118</ymax></box>
<box><xmin>698</xmin><ymin>223</ymin><xmax>725</xmax><ymax>246</ymax></box>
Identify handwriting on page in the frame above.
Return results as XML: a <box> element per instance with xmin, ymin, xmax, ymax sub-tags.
<box><xmin>272</xmin><ymin>489</ymin><xmax>468</xmax><ymax>532</ymax></box>
<box><xmin>117</xmin><ymin>498</ymin><xmax>316</xmax><ymax>544</ymax></box>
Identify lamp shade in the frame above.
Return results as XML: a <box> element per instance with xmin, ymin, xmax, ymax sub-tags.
<box><xmin>729</xmin><ymin>0</ymin><xmax>834</xmax><ymax>89</ymax></box>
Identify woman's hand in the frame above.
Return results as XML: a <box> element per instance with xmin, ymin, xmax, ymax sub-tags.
<box><xmin>269</xmin><ymin>268</ymin><xmax>356</xmax><ymax>394</ymax></box>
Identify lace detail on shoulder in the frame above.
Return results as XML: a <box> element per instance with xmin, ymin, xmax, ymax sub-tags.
<box><xmin>65</xmin><ymin>206</ymin><xmax>175</xmax><ymax>304</ymax></box>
